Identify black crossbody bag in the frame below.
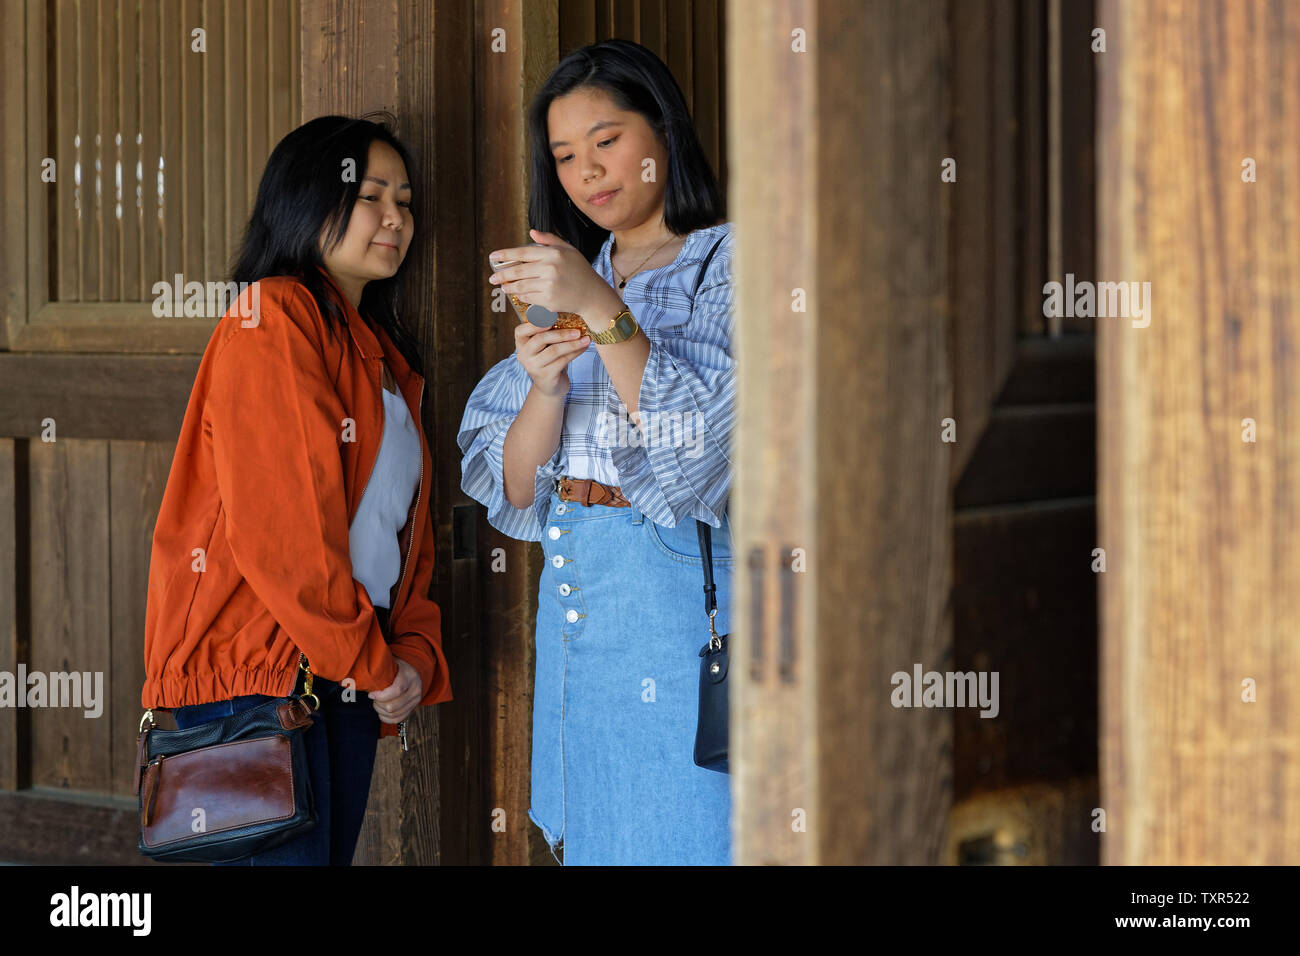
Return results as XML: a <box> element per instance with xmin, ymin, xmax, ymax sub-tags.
<box><xmin>693</xmin><ymin>520</ymin><xmax>729</xmax><ymax>772</ymax></box>
<box><xmin>690</xmin><ymin>232</ymin><xmax>730</xmax><ymax>774</ymax></box>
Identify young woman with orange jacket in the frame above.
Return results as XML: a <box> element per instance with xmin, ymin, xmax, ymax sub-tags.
<box><xmin>141</xmin><ymin>116</ymin><xmax>451</xmax><ymax>865</ymax></box>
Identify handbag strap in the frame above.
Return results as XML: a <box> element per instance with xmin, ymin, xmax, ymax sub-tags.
<box><xmin>697</xmin><ymin>521</ymin><xmax>722</xmax><ymax>651</ymax></box>
<box><xmin>691</xmin><ymin>230</ymin><xmax>727</xmax><ymax>302</ymax></box>
<box><xmin>691</xmin><ymin>227</ymin><xmax>728</xmax><ymax>650</ymax></box>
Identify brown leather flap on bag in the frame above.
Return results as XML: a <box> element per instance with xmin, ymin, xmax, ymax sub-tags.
<box><xmin>140</xmin><ymin>735</ymin><xmax>297</xmax><ymax>848</ymax></box>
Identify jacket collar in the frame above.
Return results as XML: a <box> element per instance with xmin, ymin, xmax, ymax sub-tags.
<box><xmin>315</xmin><ymin>266</ymin><xmax>381</xmax><ymax>359</ymax></box>
<box><xmin>315</xmin><ymin>266</ymin><xmax>420</xmax><ymax>388</ymax></box>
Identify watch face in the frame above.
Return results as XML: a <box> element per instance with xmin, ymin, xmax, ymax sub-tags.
<box><xmin>597</xmin><ymin>312</ymin><xmax>634</xmax><ymax>342</ymax></box>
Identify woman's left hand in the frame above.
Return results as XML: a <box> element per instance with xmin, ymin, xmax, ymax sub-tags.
<box><xmin>369</xmin><ymin>657</ymin><xmax>422</xmax><ymax>724</ymax></box>
<box><xmin>489</xmin><ymin>229</ymin><xmax>623</xmax><ymax>321</ymax></box>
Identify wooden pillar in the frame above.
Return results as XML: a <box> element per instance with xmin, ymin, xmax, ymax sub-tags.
<box><xmin>729</xmin><ymin>0</ymin><xmax>952</xmax><ymax>864</ymax></box>
<box><xmin>1097</xmin><ymin>0</ymin><xmax>1300</xmax><ymax>864</ymax></box>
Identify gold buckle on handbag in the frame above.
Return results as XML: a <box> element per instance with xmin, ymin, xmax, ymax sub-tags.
<box><xmin>298</xmin><ymin>655</ymin><xmax>319</xmax><ymax>710</ymax></box>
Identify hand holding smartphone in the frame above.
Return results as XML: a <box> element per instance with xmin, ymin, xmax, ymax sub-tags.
<box><xmin>489</xmin><ymin>245</ymin><xmax>586</xmax><ymax>330</ymax></box>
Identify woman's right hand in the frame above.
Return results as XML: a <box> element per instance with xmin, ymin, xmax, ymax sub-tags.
<box><xmin>514</xmin><ymin>322</ymin><xmax>590</xmax><ymax>399</ymax></box>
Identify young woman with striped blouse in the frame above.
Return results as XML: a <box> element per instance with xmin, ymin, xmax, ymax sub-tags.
<box><xmin>458</xmin><ymin>39</ymin><xmax>735</xmax><ymax>866</ymax></box>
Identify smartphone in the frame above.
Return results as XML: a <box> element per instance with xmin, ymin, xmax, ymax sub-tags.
<box><xmin>489</xmin><ymin>253</ymin><xmax>559</xmax><ymax>328</ymax></box>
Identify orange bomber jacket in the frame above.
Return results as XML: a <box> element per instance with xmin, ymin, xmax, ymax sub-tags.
<box><xmin>142</xmin><ymin>271</ymin><xmax>452</xmax><ymax>740</ymax></box>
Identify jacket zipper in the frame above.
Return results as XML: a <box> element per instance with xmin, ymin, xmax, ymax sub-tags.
<box><xmin>390</xmin><ymin>378</ymin><xmax>425</xmax><ymax>753</ymax></box>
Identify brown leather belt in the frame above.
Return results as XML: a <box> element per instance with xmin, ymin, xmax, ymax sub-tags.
<box><xmin>555</xmin><ymin>476</ymin><xmax>630</xmax><ymax>508</ymax></box>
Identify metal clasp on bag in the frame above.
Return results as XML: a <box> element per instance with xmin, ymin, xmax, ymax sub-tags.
<box><xmin>298</xmin><ymin>654</ymin><xmax>320</xmax><ymax>710</ymax></box>
<box><xmin>707</xmin><ymin>609</ymin><xmax>722</xmax><ymax>653</ymax></box>
<box><xmin>706</xmin><ymin>609</ymin><xmax>725</xmax><ymax>677</ymax></box>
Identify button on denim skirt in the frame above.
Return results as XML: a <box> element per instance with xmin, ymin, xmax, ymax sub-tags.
<box><xmin>528</xmin><ymin>490</ymin><xmax>733</xmax><ymax>865</ymax></box>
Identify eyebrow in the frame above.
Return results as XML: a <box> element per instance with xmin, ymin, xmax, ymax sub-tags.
<box><xmin>363</xmin><ymin>175</ymin><xmax>411</xmax><ymax>190</ymax></box>
<box><xmin>549</xmin><ymin>120</ymin><xmax>623</xmax><ymax>150</ymax></box>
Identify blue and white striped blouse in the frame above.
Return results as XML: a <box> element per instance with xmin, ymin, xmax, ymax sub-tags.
<box><xmin>457</xmin><ymin>221</ymin><xmax>735</xmax><ymax>542</ymax></box>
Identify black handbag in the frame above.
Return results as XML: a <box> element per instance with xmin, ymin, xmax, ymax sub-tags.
<box><xmin>693</xmin><ymin>520</ymin><xmax>729</xmax><ymax>773</ymax></box>
<box><xmin>135</xmin><ymin>660</ymin><xmax>320</xmax><ymax>863</ymax></box>
<box><xmin>690</xmin><ymin>230</ymin><xmax>732</xmax><ymax>774</ymax></box>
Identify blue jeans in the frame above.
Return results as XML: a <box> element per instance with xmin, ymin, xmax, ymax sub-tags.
<box><xmin>171</xmin><ymin>675</ymin><xmax>380</xmax><ymax>865</ymax></box>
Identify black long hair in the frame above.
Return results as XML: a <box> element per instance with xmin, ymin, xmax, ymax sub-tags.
<box><xmin>526</xmin><ymin>39</ymin><xmax>724</xmax><ymax>263</ymax></box>
<box><xmin>230</xmin><ymin>113</ymin><xmax>424</xmax><ymax>377</ymax></box>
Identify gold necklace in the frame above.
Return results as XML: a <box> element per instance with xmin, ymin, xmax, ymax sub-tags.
<box><xmin>611</xmin><ymin>234</ymin><xmax>677</xmax><ymax>289</ymax></box>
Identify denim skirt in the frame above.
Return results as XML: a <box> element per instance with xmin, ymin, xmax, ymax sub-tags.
<box><xmin>528</xmin><ymin>489</ymin><xmax>733</xmax><ymax>865</ymax></box>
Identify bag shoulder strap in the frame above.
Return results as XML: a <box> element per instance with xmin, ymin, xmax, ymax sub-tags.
<box><xmin>692</xmin><ymin>230</ymin><xmax>728</xmax><ymax>299</ymax></box>
<box><xmin>692</xmin><ymin>227</ymin><xmax>729</xmax><ymax>621</ymax></box>
<box><xmin>697</xmin><ymin>521</ymin><xmax>719</xmax><ymax>619</ymax></box>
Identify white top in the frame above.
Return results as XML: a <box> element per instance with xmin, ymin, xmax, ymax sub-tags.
<box><xmin>349</xmin><ymin>384</ymin><xmax>421</xmax><ymax>609</ymax></box>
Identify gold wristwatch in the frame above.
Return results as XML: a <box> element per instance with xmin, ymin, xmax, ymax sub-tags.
<box><xmin>587</xmin><ymin>307</ymin><xmax>639</xmax><ymax>345</ymax></box>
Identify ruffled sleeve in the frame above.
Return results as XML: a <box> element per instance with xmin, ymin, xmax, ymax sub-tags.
<box><xmin>607</xmin><ymin>231</ymin><xmax>736</xmax><ymax>528</ymax></box>
<box><xmin>457</xmin><ymin>353</ymin><xmax>564</xmax><ymax>542</ymax></box>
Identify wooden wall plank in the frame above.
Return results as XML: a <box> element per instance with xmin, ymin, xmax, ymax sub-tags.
<box><xmin>0</xmin><ymin>353</ymin><xmax>199</xmax><ymax>441</ymax></box>
<box><xmin>244</xmin><ymin>0</ymin><xmax>270</xmax><ymax>236</ymax></box>
<box><xmin>105</xmin><ymin>440</ymin><xmax>169</xmax><ymax>798</ymax></box>
<box><xmin>181</xmin><ymin>0</ymin><xmax>204</xmax><ymax>285</ymax></box>
<box><xmin>1</xmin><ymin>0</ymin><xmax>32</xmax><ymax>348</ymax></box>
<box><xmin>108</xmin><ymin>441</ymin><xmax>174</xmax><ymax>798</ymax></box>
<box><xmin>160</xmin><ymin>0</ymin><xmax>183</xmax><ymax>286</ymax></box>
<box><xmin>639</xmin><ymin>0</ymin><xmax>666</xmax><ymax>56</ymax></box>
<box><xmin>202</xmin><ymin>0</ymin><xmax>227</xmax><ymax>283</ymax></box>
<box><xmin>560</xmin><ymin>0</ymin><xmax>596</xmax><ymax>53</ymax></box>
<box><xmin>56</xmin><ymin>0</ymin><xmax>79</xmax><ymax>303</ymax></box>
<box><xmin>1098</xmin><ymin>0</ymin><xmax>1300</xmax><ymax>864</ymax></box>
<box><xmin>664</xmin><ymin>0</ymin><xmax>692</xmax><ymax>112</ymax></box>
<box><xmin>30</xmin><ymin>440</ymin><xmax>113</xmax><ymax>793</ymax></box>
<box><xmin>715</xmin><ymin>0</ymin><xmax>727</xmax><ymax>200</ymax></box>
<box><xmin>690</xmin><ymin>0</ymin><xmax>720</xmax><ymax>178</ymax></box>
<box><xmin>6</xmin><ymin>308</ymin><xmax>216</xmax><ymax>353</ymax></box>
<box><xmin>139</xmin><ymin>0</ymin><xmax>163</xmax><ymax>294</ymax></box>
<box><xmin>23</xmin><ymin>1</ymin><xmax>47</xmax><ymax>326</ymax></box>
<box><xmin>77</xmin><ymin>0</ymin><xmax>100</xmax><ymax>301</ymax></box>
<box><xmin>98</xmin><ymin>0</ymin><xmax>120</xmax><ymax>302</ymax></box>
<box><xmin>225</xmin><ymin>0</ymin><xmax>248</xmax><ymax>262</ymax></box>
<box><xmin>119</xmin><ymin>0</ymin><xmax>142</xmax><ymax>302</ymax></box>
<box><xmin>290</xmin><ymin>0</ymin><xmax>300</xmax><ymax>123</ymax></box>
<box><xmin>0</xmin><ymin>440</ymin><xmax>23</xmax><ymax>791</ymax></box>
<box><xmin>611</xmin><ymin>0</ymin><xmax>635</xmax><ymax>38</ymax></box>
<box><xmin>473</xmin><ymin>0</ymin><xmax>561</xmax><ymax>868</ymax></box>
